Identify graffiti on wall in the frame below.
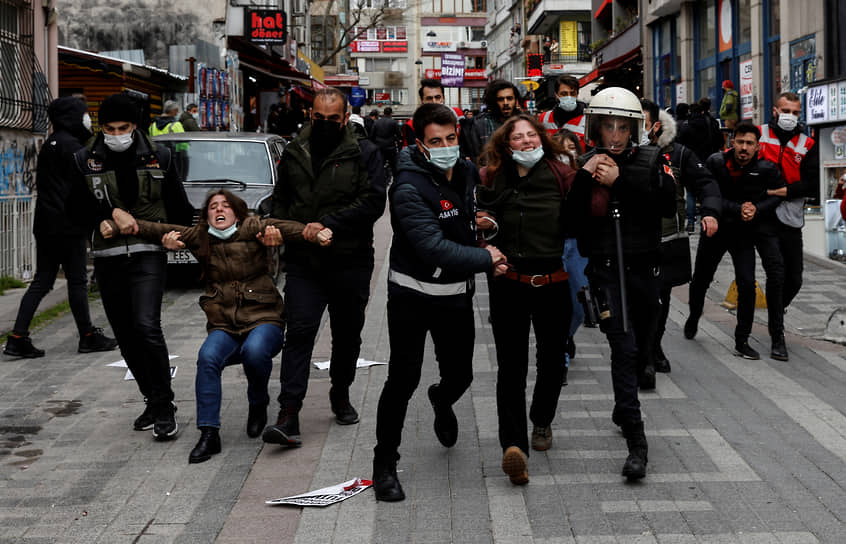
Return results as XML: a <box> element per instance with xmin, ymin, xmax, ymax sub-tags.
<box><xmin>0</xmin><ymin>136</ymin><xmax>41</xmax><ymax>196</ymax></box>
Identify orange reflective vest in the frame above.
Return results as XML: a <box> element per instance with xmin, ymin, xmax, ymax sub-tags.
<box><xmin>539</xmin><ymin>110</ymin><xmax>585</xmax><ymax>147</ymax></box>
<box><xmin>757</xmin><ymin>125</ymin><xmax>813</xmax><ymax>185</ymax></box>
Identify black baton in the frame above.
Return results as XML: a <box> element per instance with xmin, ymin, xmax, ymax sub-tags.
<box><xmin>610</xmin><ymin>201</ymin><xmax>628</xmax><ymax>333</ymax></box>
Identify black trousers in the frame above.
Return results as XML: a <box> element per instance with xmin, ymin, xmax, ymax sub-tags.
<box><xmin>277</xmin><ymin>260</ymin><xmax>373</xmax><ymax>411</ymax></box>
<box><xmin>95</xmin><ymin>252</ymin><xmax>172</xmax><ymax>407</ymax></box>
<box><xmin>587</xmin><ymin>259</ymin><xmax>661</xmax><ymax>428</ymax></box>
<box><xmin>374</xmin><ymin>291</ymin><xmax>475</xmax><ymax>463</ymax></box>
<box><xmin>656</xmin><ymin>284</ymin><xmax>673</xmax><ymax>347</ymax></box>
<box><xmin>689</xmin><ymin>229</ymin><xmax>756</xmax><ymax>341</ymax></box>
<box><xmin>14</xmin><ymin>235</ymin><xmax>93</xmax><ymax>336</ymax></box>
<box><xmin>754</xmin><ymin>230</ymin><xmax>785</xmax><ymax>336</ymax></box>
<box><xmin>490</xmin><ymin>276</ymin><xmax>571</xmax><ymax>455</ymax></box>
<box><xmin>777</xmin><ymin>223</ymin><xmax>803</xmax><ymax>308</ymax></box>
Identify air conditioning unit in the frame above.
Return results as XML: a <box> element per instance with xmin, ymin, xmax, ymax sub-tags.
<box><xmin>458</xmin><ymin>41</ymin><xmax>469</xmax><ymax>48</ymax></box>
<box><xmin>480</xmin><ymin>40</ymin><xmax>488</xmax><ymax>48</ymax></box>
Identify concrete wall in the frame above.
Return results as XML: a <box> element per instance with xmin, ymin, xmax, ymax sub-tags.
<box><xmin>58</xmin><ymin>0</ymin><xmax>227</xmax><ymax>70</ymax></box>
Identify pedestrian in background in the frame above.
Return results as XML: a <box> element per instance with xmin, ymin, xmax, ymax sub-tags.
<box><xmin>4</xmin><ymin>96</ymin><xmax>117</xmax><ymax>359</ymax></box>
<box><xmin>477</xmin><ymin>114</ymin><xmax>574</xmax><ymax>485</ymax></box>
<box><xmin>370</xmin><ymin>107</ymin><xmax>402</xmax><ymax>176</ymax></box>
<box><xmin>465</xmin><ymin>80</ymin><xmax>522</xmax><ymax>164</ymax></box>
<box><xmin>70</xmin><ymin>93</ymin><xmax>194</xmax><ymax>440</ymax></box>
<box><xmin>719</xmin><ymin>80</ymin><xmax>739</xmax><ymax>130</ymax></box>
<box><xmin>372</xmin><ymin>103</ymin><xmax>507</xmax><ymax>502</ymax></box>
<box><xmin>148</xmin><ymin>100</ymin><xmax>185</xmax><ymax>137</ymax></box>
<box><xmin>179</xmin><ymin>103</ymin><xmax>201</xmax><ymax>132</ymax></box>
<box><xmin>539</xmin><ymin>74</ymin><xmax>587</xmax><ymax>149</ymax></box>
<box><xmin>263</xmin><ymin>88</ymin><xmax>386</xmax><ymax>448</ymax></box>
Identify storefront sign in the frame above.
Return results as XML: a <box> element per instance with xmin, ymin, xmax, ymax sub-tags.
<box><xmin>806</xmin><ymin>85</ymin><xmax>828</xmax><ymax>124</ymax></box>
<box><xmin>675</xmin><ymin>82</ymin><xmax>685</xmax><ymax>105</ymax></box>
<box><xmin>245</xmin><ymin>10</ymin><xmax>287</xmax><ymax>44</ymax></box>
<box><xmin>350</xmin><ymin>87</ymin><xmax>366</xmax><ymax>107</ymax></box>
<box><xmin>559</xmin><ymin>20</ymin><xmax>577</xmax><ymax>56</ymax></box>
<box><xmin>424</xmin><ymin>68</ymin><xmax>486</xmax><ymax>81</ymax></box>
<box><xmin>375</xmin><ymin>92</ymin><xmax>391</xmax><ymax>102</ymax></box>
<box><xmin>718</xmin><ymin>0</ymin><xmax>732</xmax><ymax>53</ymax></box>
<box><xmin>740</xmin><ymin>60</ymin><xmax>753</xmax><ymax>119</ymax></box>
<box><xmin>440</xmin><ymin>53</ymin><xmax>465</xmax><ymax>87</ymax></box>
<box><xmin>381</xmin><ymin>41</ymin><xmax>408</xmax><ymax>53</ymax></box>
<box><xmin>839</xmin><ymin>82</ymin><xmax>846</xmax><ymax>120</ymax></box>
<box><xmin>423</xmin><ymin>40</ymin><xmax>456</xmax><ymax>52</ymax></box>
<box><xmin>830</xmin><ymin>84</ymin><xmax>840</xmax><ymax>122</ymax></box>
<box><xmin>358</xmin><ymin>76</ymin><xmax>370</xmax><ymax>86</ymax></box>
<box><xmin>351</xmin><ymin>41</ymin><xmax>380</xmax><ymax>53</ymax></box>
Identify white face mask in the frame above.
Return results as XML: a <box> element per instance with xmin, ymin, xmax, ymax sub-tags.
<box><xmin>192</xmin><ymin>112</ymin><xmax>200</xmax><ymax>121</ymax></box>
<box><xmin>640</xmin><ymin>129</ymin><xmax>652</xmax><ymax>146</ymax></box>
<box><xmin>511</xmin><ymin>146</ymin><xmax>545</xmax><ymax>168</ymax></box>
<box><xmin>208</xmin><ymin>223</ymin><xmax>238</xmax><ymax>240</ymax></box>
<box><xmin>558</xmin><ymin>95</ymin><xmax>577</xmax><ymax>112</ymax></box>
<box><xmin>777</xmin><ymin>112</ymin><xmax>798</xmax><ymax>132</ymax></box>
<box><xmin>82</xmin><ymin>113</ymin><xmax>92</xmax><ymax>131</ymax></box>
<box><xmin>423</xmin><ymin>144</ymin><xmax>460</xmax><ymax>171</ymax></box>
<box><xmin>103</xmin><ymin>132</ymin><xmax>134</xmax><ymax>153</ymax></box>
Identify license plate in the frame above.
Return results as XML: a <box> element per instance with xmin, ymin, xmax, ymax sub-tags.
<box><xmin>167</xmin><ymin>249</ymin><xmax>197</xmax><ymax>264</ymax></box>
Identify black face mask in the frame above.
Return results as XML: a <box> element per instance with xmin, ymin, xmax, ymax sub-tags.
<box><xmin>310</xmin><ymin>119</ymin><xmax>343</xmax><ymax>150</ymax></box>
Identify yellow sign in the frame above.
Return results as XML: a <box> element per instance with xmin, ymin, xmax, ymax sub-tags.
<box><xmin>559</xmin><ymin>20</ymin><xmax>578</xmax><ymax>56</ymax></box>
<box><xmin>297</xmin><ymin>50</ymin><xmax>325</xmax><ymax>83</ymax></box>
<box><xmin>520</xmin><ymin>80</ymin><xmax>539</xmax><ymax>91</ymax></box>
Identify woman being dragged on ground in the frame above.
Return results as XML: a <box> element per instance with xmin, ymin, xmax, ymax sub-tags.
<box><xmin>476</xmin><ymin>114</ymin><xmax>575</xmax><ymax>485</ymax></box>
<box><xmin>100</xmin><ymin>189</ymin><xmax>329</xmax><ymax>464</ymax></box>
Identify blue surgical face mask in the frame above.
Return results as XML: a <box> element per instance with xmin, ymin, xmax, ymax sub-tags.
<box><xmin>511</xmin><ymin>146</ymin><xmax>545</xmax><ymax>168</ymax></box>
<box><xmin>423</xmin><ymin>144</ymin><xmax>460</xmax><ymax>171</ymax></box>
<box><xmin>558</xmin><ymin>95</ymin><xmax>577</xmax><ymax>112</ymax></box>
<box><xmin>208</xmin><ymin>223</ymin><xmax>238</xmax><ymax>240</ymax></box>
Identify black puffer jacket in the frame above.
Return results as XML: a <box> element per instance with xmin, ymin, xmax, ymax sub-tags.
<box><xmin>388</xmin><ymin>146</ymin><xmax>491</xmax><ymax>297</ymax></box>
<box><xmin>34</xmin><ymin>97</ymin><xmax>92</xmax><ymax>236</ymax></box>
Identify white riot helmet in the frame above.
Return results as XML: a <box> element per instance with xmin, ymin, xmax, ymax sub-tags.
<box><xmin>584</xmin><ymin>87</ymin><xmax>645</xmax><ymax>152</ymax></box>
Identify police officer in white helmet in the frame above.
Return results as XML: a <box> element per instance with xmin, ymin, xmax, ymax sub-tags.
<box><xmin>564</xmin><ymin>86</ymin><xmax>677</xmax><ymax>480</ymax></box>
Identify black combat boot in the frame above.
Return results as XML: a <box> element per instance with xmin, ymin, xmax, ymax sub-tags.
<box><xmin>329</xmin><ymin>386</ymin><xmax>360</xmax><ymax>425</ymax></box>
<box><xmin>189</xmin><ymin>427</ymin><xmax>221</xmax><ymax>464</ymax></box>
<box><xmin>246</xmin><ymin>403</ymin><xmax>267</xmax><ymax>438</ymax></box>
<box><xmin>262</xmin><ymin>405</ymin><xmax>301</xmax><ymax>446</ymax></box>
<box><xmin>770</xmin><ymin>333</ymin><xmax>788</xmax><ymax>362</ymax></box>
<box><xmin>654</xmin><ymin>343</ymin><xmax>671</xmax><ymax>373</ymax></box>
<box><xmin>373</xmin><ymin>458</ymin><xmax>405</xmax><ymax>502</ymax></box>
<box><xmin>638</xmin><ymin>361</ymin><xmax>656</xmax><ymax>390</ymax></box>
<box><xmin>621</xmin><ymin>422</ymin><xmax>648</xmax><ymax>481</ymax></box>
<box><xmin>428</xmin><ymin>384</ymin><xmax>457</xmax><ymax>447</ymax></box>
<box><xmin>3</xmin><ymin>333</ymin><xmax>45</xmax><ymax>358</ymax></box>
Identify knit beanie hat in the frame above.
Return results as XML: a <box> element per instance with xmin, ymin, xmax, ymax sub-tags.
<box><xmin>98</xmin><ymin>93</ymin><xmax>139</xmax><ymax>125</ymax></box>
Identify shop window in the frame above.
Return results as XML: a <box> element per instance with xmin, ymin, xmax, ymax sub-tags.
<box><xmin>763</xmin><ymin>0</ymin><xmax>780</xmax><ymax>115</ymax></box>
<box><xmin>696</xmin><ymin>0</ymin><xmax>716</xmax><ymax>60</ymax></box>
<box><xmin>368</xmin><ymin>88</ymin><xmax>408</xmax><ymax>105</ymax></box>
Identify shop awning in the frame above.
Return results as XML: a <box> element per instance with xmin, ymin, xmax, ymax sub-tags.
<box><xmin>579</xmin><ymin>46</ymin><xmax>640</xmax><ymax>86</ymax></box>
<box><xmin>227</xmin><ymin>36</ymin><xmax>311</xmax><ymax>85</ymax></box>
<box><xmin>238</xmin><ymin>59</ymin><xmax>312</xmax><ymax>85</ymax></box>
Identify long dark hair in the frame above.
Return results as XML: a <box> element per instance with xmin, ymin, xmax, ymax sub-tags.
<box><xmin>195</xmin><ymin>189</ymin><xmax>249</xmax><ymax>269</ymax></box>
<box><xmin>480</xmin><ymin>114</ymin><xmax>567</xmax><ymax>184</ymax></box>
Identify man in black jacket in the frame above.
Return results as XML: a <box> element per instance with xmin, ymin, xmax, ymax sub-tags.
<box><xmin>70</xmin><ymin>93</ymin><xmax>194</xmax><ymax>440</ymax></box>
<box><xmin>684</xmin><ymin>122</ymin><xmax>784</xmax><ymax>360</ymax></box>
<box><xmin>371</xmin><ymin>104</ymin><xmax>507</xmax><ymax>502</ymax></box>
<box><xmin>369</xmin><ymin>106</ymin><xmax>402</xmax><ymax>175</ymax></box>
<box><xmin>263</xmin><ymin>88</ymin><xmax>387</xmax><ymax>447</ymax></box>
<box><xmin>3</xmin><ymin>97</ymin><xmax>117</xmax><ymax>359</ymax></box>
<box><xmin>566</xmin><ymin>88</ymin><xmax>676</xmax><ymax>481</ymax></box>
<box><xmin>465</xmin><ymin>80</ymin><xmax>522</xmax><ymax>163</ymax></box>
<box><xmin>641</xmin><ymin>100</ymin><xmax>721</xmax><ymax>376</ymax></box>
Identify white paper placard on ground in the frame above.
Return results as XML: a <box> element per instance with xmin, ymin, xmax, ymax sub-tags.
<box><xmin>108</xmin><ymin>355</ymin><xmax>179</xmax><ymax>368</ymax></box>
<box><xmin>266</xmin><ymin>478</ymin><xmax>372</xmax><ymax>507</ymax></box>
<box><xmin>313</xmin><ymin>358</ymin><xmax>386</xmax><ymax>370</ymax></box>
<box><xmin>124</xmin><ymin>366</ymin><xmax>178</xmax><ymax>381</ymax></box>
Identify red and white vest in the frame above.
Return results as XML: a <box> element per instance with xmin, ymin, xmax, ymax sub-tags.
<box><xmin>539</xmin><ymin>110</ymin><xmax>586</xmax><ymax>147</ymax></box>
<box><xmin>758</xmin><ymin>125</ymin><xmax>814</xmax><ymax>185</ymax></box>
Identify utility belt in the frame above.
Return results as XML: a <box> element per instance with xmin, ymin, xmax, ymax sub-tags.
<box><xmin>502</xmin><ymin>267</ymin><xmax>569</xmax><ymax>287</ymax></box>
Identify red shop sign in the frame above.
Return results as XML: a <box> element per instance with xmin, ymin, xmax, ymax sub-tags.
<box><xmin>381</xmin><ymin>41</ymin><xmax>408</xmax><ymax>53</ymax></box>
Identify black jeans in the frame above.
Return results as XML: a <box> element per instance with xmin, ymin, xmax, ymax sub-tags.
<box><xmin>94</xmin><ymin>251</ymin><xmax>173</xmax><ymax>407</ymax></box>
<box><xmin>490</xmin><ymin>276</ymin><xmax>571</xmax><ymax>455</ymax></box>
<box><xmin>689</xmin><ymin>229</ymin><xmax>756</xmax><ymax>341</ymax></box>
<box><xmin>587</xmin><ymin>259</ymin><xmax>661</xmax><ymax>428</ymax></box>
<box><xmin>777</xmin><ymin>224</ymin><xmax>803</xmax><ymax>308</ymax></box>
<box><xmin>656</xmin><ymin>284</ymin><xmax>673</xmax><ymax>348</ymax></box>
<box><xmin>374</xmin><ymin>291</ymin><xmax>475</xmax><ymax>463</ymax></box>
<box><xmin>754</xmin><ymin>230</ymin><xmax>786</xmax><ymax>337</ymax></box>
<box><xmin>277</xmin><ymin>260</ymin><xmax>373</xmax><ymax>411</ymax></box>
<box><xmin>14</xmin><ymin>235</ymin><xmax>93</xmax><ymax>336</ymax></box>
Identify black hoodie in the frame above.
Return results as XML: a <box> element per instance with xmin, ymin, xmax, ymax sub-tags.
<box><xmin>33</xmin><ymin>97</ymin><xmax>92</xmax><ymax>236</ymax></box>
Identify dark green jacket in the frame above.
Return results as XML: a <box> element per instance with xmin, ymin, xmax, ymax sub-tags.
<box><xmin>476</xmin><ymin>159</ymin><xmax>570</xmax><ymax>263</ymax></box>
<box><xmin>270</xmin><ymin>124</ymin><xmax>387</xmax><ymax>265</ymax></box>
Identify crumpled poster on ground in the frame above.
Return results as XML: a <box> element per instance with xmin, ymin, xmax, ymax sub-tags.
<box><xmin>313</xmin><ymin>358</ymin><xmax>385</xmax><ymax>370</ymax></box>
<box><xmin>266</xmin><ymin>478</ymin><xmax>373</xmax><ymax>507</ymax></box>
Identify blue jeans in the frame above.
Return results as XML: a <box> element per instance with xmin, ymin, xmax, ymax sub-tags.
<box><xmin>196</xmin><ymin>324</ymin><xmax>284</xmax><ymax>428</ymax></box>
<box><xmin>686</xmin><ymin>191</ymin><xmax>697</xmax><ymax>224</ymax></box>
<box><xmin>562</xmin><ymin>238</ymin><xmax>589</xmax><ymax>339</ymax></box>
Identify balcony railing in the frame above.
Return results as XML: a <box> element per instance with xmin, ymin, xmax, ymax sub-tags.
<box><xmin>544</xmin><ymin>50</ymin><xmax>593</xmax><ymax>64</ymax></box>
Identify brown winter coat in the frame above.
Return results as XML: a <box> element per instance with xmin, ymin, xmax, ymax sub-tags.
<box><xmin>134</xmin><ymin>216</ymin><xmax>304</xmax><ymax>335</ymax></box>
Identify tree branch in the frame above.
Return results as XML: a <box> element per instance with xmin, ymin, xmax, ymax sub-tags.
<box><xmin>317</xmin><ymin>0</ymin><xmax>389</xmax><ymax>67</ymax></box>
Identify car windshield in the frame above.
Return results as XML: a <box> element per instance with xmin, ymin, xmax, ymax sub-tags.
<box><xmin>163</xmin><ymin>140</ymin><xmax>272</xmax><ymax>185</ymax></box>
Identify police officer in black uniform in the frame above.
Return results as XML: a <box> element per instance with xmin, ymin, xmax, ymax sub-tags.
<box><xmin>71</xmin><ymin>93</ymin><xmax>193</xmax><ymax>440</ymax></box>
<box><xmin>565</xmin><ymin>87</ymin><xmax>676</xmax><ymax>480</ymax></box>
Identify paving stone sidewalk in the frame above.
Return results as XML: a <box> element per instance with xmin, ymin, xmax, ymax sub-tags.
<box><xmin>1</xmin><ymin>222</ymin><xmax>846</xmax><ymax>543</ymax></box>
